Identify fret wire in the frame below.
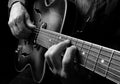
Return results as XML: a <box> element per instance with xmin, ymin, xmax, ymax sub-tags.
<box><xmin>87</xmin><ymin>55</ymin><xmax>109</xmax><ymax>72</ymax></box>
<box><xmin>79</xmin><ymin>45</ymin><xmax>120</xmax><ymax>68</ymax></box>
<box><xmin>109</xmin><ymin>60</ymin><xmax>120</xmax><ymax>76</ymax></box>
<box><xmin>48</xmin><ymin>32</ymin><xmax>60</xmax><ymax>45</ymax></box>
<box><xmin>40</xmin><ymin>32</ymin><xmax>52</xmax><ymax>48</ymax></box>
<box><xmin>94</xmin><ymin>62</ymin><xmax>108</xmax><ymax>77</ymax></box>
<box><xmin>41</xmin><ymin>29</ymin><xmax>59</xmax><ymax>46</ymax></box>
<box><xmin>85</xmin><ymin>57</ymin><xmax>96</xmax><ymax>71</ymax></box>
<box><xmin>41</xmin><ymin>28</ymin><xmax>114</xmax><ymax>59</ymax></box>
<box><xmin>106</xmin><ymin>50</ymin><xmax>114</xmax><ymax>77</ymax></box>
<box><xmin>99</xmin><ymin>56</ymin><xmax>120</xmax><ymax>75</ymax></box>
<box><xmin>100</xmin><ymin>47</ymin><xmax>114</xmax><ymax>59</ymax></box>
<box><xmin>37</xmin><ymin>34</ymin><xmax>49</xmax><ymax>48</ymax></box>
<box><xmin>96</xmin><ymin>62</ymin><xmax>108</xmax><ymax>71</ymax></box>
<box><xmin>85</xmin><ymin>53</ymin><xmax>120</xmax><ymax>78</ymax></box>
<box><xmin>111</xmin><ymin>51</ymin><xmax>120</xmax><ymax>67</ymax></box>
<box><xmin>93</xmin><ymin>45</ymin><xmax>102</xmax><ymax>72</ymax></box>
<box><xmin>60</xmin><ymin>34</ymin><xmax>68</xmax><ymax>41</ymax></box>
<box><xmin>107</xmin><ymin>65</ymin><xmax>120</xmax><ymax>79</ymax></box>
<box><xmin>94</xmin><ymin>47</ymin><xmax>112</xmax><ymax>77</ymax></box>
<box><xmin>84</xmin><ymin>42</ymin><xmax>92</xmax><ymax>68</ymax></box>
<box><xmin>88</xmin><ymin>44</ymin><xmax>101</xmax><ymax>71</ymax></box>
<box><xmin>41</xmin><ymin>28</ymin><xmax>120</xmax><ymax>70</ymax></box>
<box><xmin>38</xmin><ymin>28</ymin><xmax>120</xmax><ymax>83</ymax></box>
<box><xmin>106</xmin><ymin>69</ymin><xmax>120</xmax><ymax>83</ymax></box>
<box><xmin>70</xmin><ymin>37</ymin><xmax>77</xmax><ymax>46</ymax></box>
<box><xmin>85</xmin><ymin>47</ymin><xmax>117</xmax><ymax>67</ymax></box>
<box><xmin>41</xmin><ymin>29</ymin><xmax>118</xmax><ymax>64</ymax></box>
<box><xmin>78</xmin><ymin>41</ymin><xmax>85</xmax><ymax>66</ymax></box>
<box><xmin>87</xmin><ymin>53</ymin><xmax>97</xmax><ymax>63</ymax></box>
<box><xmin>111</xmin><ymin>59</ymin><xmax>120</xmax><ymax>70</ymax></box>
<box><xmin>97</xmin><ymin>58</ymin><xmax>109</xmax><ymax>70</ymax></box>
<box><xmin>77</xmin><ymin>39</ymin><xmax>84</xmax><ymax>49</ymax></box>
<box><xmin>40</xmin><ymin>30</ymin><xmax>57</xmax><ymax>48</ymax></box>
<box><xmin>88</xmin><ymin>54</ymin><xmax>120</xmax><ymax>73</ymax></box>
<box><xmin>85</xmin><ymin>46</ymin><xmax>114</xmax><ymax>73</ymax></box>
<box><xmin>43</xmin><ymin>29</ymin><xmax>112</xmax><ymax>66</ymax></box>
<box><xmin>39</xmin><ymin>29</ymin><xmax>120</xmax><ymax>83</ymax></box>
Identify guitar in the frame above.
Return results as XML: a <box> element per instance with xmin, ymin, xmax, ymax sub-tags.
<box><xmin>14</xmin><ymin>0</ymin><xmax>120</xmax><ymax>84</ymax></box>
<box><xmin>15</xmin><ymin>0</ymin><xmax>67</xmax><ymax>83</ymax></box>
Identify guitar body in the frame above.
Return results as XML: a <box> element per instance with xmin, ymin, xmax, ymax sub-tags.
<box><xmin>15</xmin><ymin>0</ymin><xmax>67</xmax><ymax>83</ymax></box>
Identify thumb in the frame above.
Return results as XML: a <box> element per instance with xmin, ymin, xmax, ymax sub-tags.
<box><xmin>26</xmin><ymin>17</ymin><xmax>36</xmax><ymax>28</ymax></box>
<box><xmin>25</xmin><ymin>12</ymin><xmax>36</xmax><ymax>28</ymax></box>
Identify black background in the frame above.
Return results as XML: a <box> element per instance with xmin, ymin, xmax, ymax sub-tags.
<box><xmin>0</xmin><ymin>0</ymin><xmax>18</xmax><ymax>83</ymax></box>
<box><xmin>0</xmin><ymin>0</ymin><xmax>119</xmax><ymax>84</ymax></box>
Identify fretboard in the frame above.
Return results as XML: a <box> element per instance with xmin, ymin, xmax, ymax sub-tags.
<box><xmin>36</xmin><ymin>28</ymin><xmax>120</xmax><ymax>84</ymax></box>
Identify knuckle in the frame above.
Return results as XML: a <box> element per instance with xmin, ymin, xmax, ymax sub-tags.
<box><xmin>16</xmin><ymin>16</ymin><xmax>23</xmax><ymax>24</ymax></box>
<box><xmin>45</xmin><ymin>51</ymin><xmax>54</xmax><ymax>58</ymax></box>
<box><xmin>67</xmin><ymin>45</ymin><xmax>76</xmax><ymax>52</ymax></box>
<box><xmin>45</xmin><ymin>52</ymin><xmax>49</xmax><ymax>58</ymax></box>
<box><xmin>45</xmin><ymin>52</ymin><xmax>52</xmax><ymax>58</ymax></box>
<box><xmin>45</xmin><ymin>45</ymin><xmax>57</xmax><ymax>58</ymax></box>
<box><xmin>8</xmin><ymin>21</ymin><xmax>11</xmax><ymax>25</ymax></box>
<box><xmin>8</xmin><ymin>20</ymin><xmax>13</xmax><ymax>27</ymax></box>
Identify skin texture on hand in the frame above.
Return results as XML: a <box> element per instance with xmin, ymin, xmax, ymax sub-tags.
<box><xmin>8</xmin><ymin>2</ymin><xmax>35</xmax><ymax>39</ymax></box>
<box><xmin>45</xmin><ymin>40</ymin><xmax>77</xmax><ymax>78</ymax></box>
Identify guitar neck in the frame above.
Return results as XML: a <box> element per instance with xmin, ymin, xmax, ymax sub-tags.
<box><xmin>36</xmin><ymin>28</ymin><xmax>120</xmax><ymax>84</ymax></box>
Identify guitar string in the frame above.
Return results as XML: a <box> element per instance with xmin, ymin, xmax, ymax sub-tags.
<box><xmin>39</xmin><ymin>29</ymin><xmax>120</xmax><ymax>83</ymax></box>
<box><xmin>34</xmin><ymin>27</ymin><xmax>120</xmax><ymax>80</ymax></box>
<box><xmin>40</xmin><ymin>28</ymin><xmax>120</xmax><ymax>67</ymax></box>
<box><xmin>40</xmin><ymin>28</ymin><xmax>120</xmax><ymax>65</ymax></box>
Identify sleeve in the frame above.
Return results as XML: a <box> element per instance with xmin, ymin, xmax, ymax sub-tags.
<box><xmin>8</xmin><ymin>0</ymin><xmax>26</xmax><ymax>8</ymax></box>
<box><xmin>68</xmin><ymin>0</ymin><xmax>118</xmax><ymax>22</ymax></box>
<box><xmin>68</xmin><ymin>0</ymin><xmax>95</xmax><ymax>14</ymax></box>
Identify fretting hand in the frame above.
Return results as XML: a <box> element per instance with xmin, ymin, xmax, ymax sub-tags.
<box><xmin>45</xmin><ymin>40</ymin><xmax>79</xmax><ymax>83</ymax></box>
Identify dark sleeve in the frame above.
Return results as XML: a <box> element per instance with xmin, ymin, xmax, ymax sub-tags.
<box><xmin>68</xmin><ymin>0</ymin><xmax>95</xmax><ymax>15</ymax></box>
<box><xmin>8</xmin><ymin>0</ymin><xmax>26</xmax><ymax>8</ymax></box>
<box><xmin>104</xmin><ymin>0</ymin><xmax>119</xmax><ymax>15</ymax></box>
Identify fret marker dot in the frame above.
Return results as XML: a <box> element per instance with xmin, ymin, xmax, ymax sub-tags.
<box><xmin>82</xmin><ymin>51</ymin><xmax>85</xmax><ymax>55</ymax></box>
<box><xmin>59</xmin><ymin>36</ymin><xmax>61</xmax><ymax>39</ymax></box>
<box><xmin>49</xmin><ymin>39</ymin><xmax>52</xmax><ymax>42</ymax></box>
<box><xmin>101</xmin><ymin>59</ymin><xmax>104</xmax><ymax>63</ymax></box>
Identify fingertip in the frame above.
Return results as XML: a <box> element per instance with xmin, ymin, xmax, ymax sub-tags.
<box><xmin>64</xmin><ymin>39</ymin><xmax>70</xmax><ymax>43</ymax></box>
<box><xmin>68</xmin><ymin>45</ymin><xmax>77</xmax><ymax>52</ymax></box>
<box><xmin>26</xmin><ymin>19</ymin><xmax>36</xmax><ymax>28</ymax></box>
<box><xmin>71</xmin><ymin>45</ymin><xmax>77</xmax><ymax>49</ymax></box>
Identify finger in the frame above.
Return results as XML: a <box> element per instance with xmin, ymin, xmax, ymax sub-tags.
<box><xmin>45</xmin><ymin>56</ymin><xmax>54</xmax><ymax>72</ymax></box>
<box><xmin>45</xmin><ymin>45</ymin><xmax>62</xmax><ymax>73</ymax></box>
<box><xmin>53</xmin><ymin>40</ymin><xmax>71</xmax><ymax>55</ymax></box>
<box><xmin>62</xmin><ymin>45</ymin><xmax>77</xmax><ymax>66</ymax></box>
<box><xmin>25</xmin><ymin>13</ymin><xmax>36</xmax><ymax>28</ymax></box>
<box><xmin>15</xmin><ymin>16</ymin><xmax>24</xmax><ymax>33</ymax></box>
<box><xmin>45</xmin><ymin>40</ymin><xmax>71</xmax><ymax>65</ymax></box>
<box><xmin>62</xmin><ymin>45</ymin><xmax>77</xmax><ymax>77</ymax></box>
<box><xmin>45</xmin><ymin>40</ymin><xmax>71</xmax><ymax>74</ymax></box>
<box><xmin>8</xmin><ymin>21</ymin><xmax>18</xmax><ymax>36</ymax></box>
<box><xmin>46</xmin><ymin>40</ymin><xmax>70</xmax><ymax>70</ymax></box>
